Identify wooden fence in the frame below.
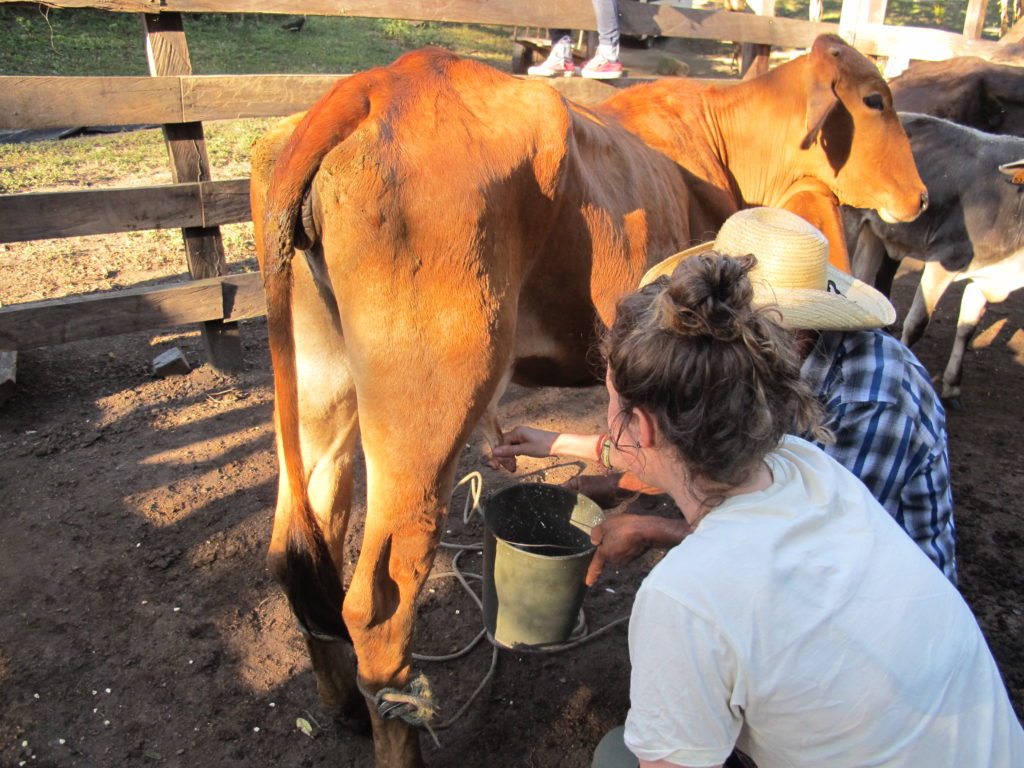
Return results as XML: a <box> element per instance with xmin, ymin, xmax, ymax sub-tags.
<box><xmin>0</xmin><ymin>0</ymin><xmax>1017</xmax><ymax>390</ymax></box>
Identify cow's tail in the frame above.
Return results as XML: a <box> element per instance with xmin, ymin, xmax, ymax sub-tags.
<box><xmin>261</xmin><ymin>73</ymin><xmax>382</xmax><ymax>641</ymax></box>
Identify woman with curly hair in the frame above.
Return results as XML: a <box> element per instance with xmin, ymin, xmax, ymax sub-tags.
<box><xmin>493</xmin><ymin>209</ymin><xmax>1023</xmax><ymax>767</ymax></box>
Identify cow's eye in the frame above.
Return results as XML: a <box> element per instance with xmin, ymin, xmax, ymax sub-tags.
<box><xmin>863</xmin><ymin>94</ymin><xmax>884</xmax><ymax>111</ymax></box>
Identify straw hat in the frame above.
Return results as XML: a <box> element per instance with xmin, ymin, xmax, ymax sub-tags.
<box><xmin>638</xmin><ymin>207</ymin><xmax>896</xmax><ymax>331</ymax></box>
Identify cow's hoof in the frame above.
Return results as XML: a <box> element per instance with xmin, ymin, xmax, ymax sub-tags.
<box><xmin>941</xmin><ymin>394</ymin><xmax>964</xmax><ymax>412</ymax></box>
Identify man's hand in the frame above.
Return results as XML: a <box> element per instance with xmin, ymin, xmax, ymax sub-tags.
<box><xmin>586</xmin><ymin>514</ymin><xmax>691</xmax><ymax>586</ymax></box>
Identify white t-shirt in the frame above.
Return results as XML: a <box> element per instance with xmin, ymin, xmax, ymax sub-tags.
<box><xmin>624</xmin><ymin>436</ymin><xmax>1024</xmax><ymax>768</ymax></box>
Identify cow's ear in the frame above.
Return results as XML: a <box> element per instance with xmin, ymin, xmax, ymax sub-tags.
<box><xmin>998</xmin><ymin>159</ymin><xmax>1024</xmax><ymax>185</ymax></box>
<box><xmin>801</xmin><ymin>76</ymin><xmax>838</xmax><ymax>150</ymax></box>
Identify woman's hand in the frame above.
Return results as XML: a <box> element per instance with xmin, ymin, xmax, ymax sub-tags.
<box><xmin>492</xmin><ymin>426</ymin><xmax>561</xmax><ymax>461</ymax></box>
<box><xmin>492</xmin><ymin>427</ymin><xmax>606</xmax><ymax>471</ymax></box>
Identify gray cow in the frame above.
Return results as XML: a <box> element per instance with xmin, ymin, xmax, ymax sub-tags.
<box><xmin>847</xmin><ymin>113</ymin><xmax>1024</xmax><ymax>410</ymax></box>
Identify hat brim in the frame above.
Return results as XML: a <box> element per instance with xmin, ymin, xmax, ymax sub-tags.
<box><xmin>639</xmin><ymin>243</ymin><xmax>896</xmax><ymax>331</ymax></box>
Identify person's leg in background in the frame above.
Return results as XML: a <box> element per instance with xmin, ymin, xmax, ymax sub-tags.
<box><xmin>582</xmin><ymin>0</ymin><xmax>624</xmax><ymax>79</ymax></box>
<box><xmin>528</xmin><ymin>29</ymin><xmax>576</xmax><ymax>76</ymax></box>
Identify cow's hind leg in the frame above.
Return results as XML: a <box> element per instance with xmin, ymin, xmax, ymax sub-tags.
<box><xmin>338</xmin><ymin>295</ymin><xmax>513</xmax><ymax>767</ymax></box>
<box><xmin>266</xmin><ymin>257</ymin><xmax>367</xmax><ymax>724</ymax></box>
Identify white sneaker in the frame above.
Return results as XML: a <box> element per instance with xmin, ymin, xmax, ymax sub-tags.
<box><xmin>528</xmin><ymin>51</ymin><xmax>575</xmax><ymax>77</ymax></box>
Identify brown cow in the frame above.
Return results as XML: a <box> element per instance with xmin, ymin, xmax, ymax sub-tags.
<box><xmin>251</xmin><ymin>35</ymin><xmax>925</xmax><ymax>767</ymax></box>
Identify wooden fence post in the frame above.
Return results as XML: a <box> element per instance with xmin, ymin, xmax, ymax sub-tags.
<box><xmin>741</xmin><ymin>0</ymin><xmax>775</xmax><ymax>80</ymax></box>
<box><xmin>964</xmin><ymin>0</ymin><xmax>990</xmax><ymax>38</ymax></box>
<box><xmin>142</xmin><ymin>12</ymin><xmax>244</xmax><ymax>374</ymax></box>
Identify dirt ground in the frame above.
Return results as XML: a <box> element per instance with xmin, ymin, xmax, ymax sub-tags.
<box><xmin>2</xmin><ymin>262</ymin><xmax>1023</xmax><ymax>768</ymax></box>
<box><xmin>2</xmin><ymin>40</ymin><xmax>1023</xmax><ymax>768</ymax></box>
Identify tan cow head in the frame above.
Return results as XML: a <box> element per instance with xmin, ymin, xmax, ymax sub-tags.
<box><xmin>799</xmin><ymin>34</ymin><xmax>928</xmax><ymax>223</ymax></box>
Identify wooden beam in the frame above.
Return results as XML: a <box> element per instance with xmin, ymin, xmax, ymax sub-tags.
<box><xmin>853</xmin><ymin>21</ymin><xmax>1002</xmax><ymax>59</ymax></box>
<box><xmin>1</xmin><ymin>0</ymin><xmax>1009</xmax><ymax>58</ymax></box>
<box><xmin>0</xmin><ymin>75</ymin><xmax>338</xmax><ymax>130</ymax></box>
<box><xmin>9</xmin><ymin>0</ymin><xmax>838</xmax><ymax>48</ymax></box>
<box><xmin>0</xmin><ymin>273</ymin><xmax>266</xmax><ymax>351</ymax></box>
<box><xmin>0</xmin><ymin>180</ymin><xmax>250</xmax><ymax>243</ymax></box>
<box><xmin>144</xmin><ymin>11</ymin><xmax>243</xmax><ymax>373</ymax></box>
<box><xmin>1001</xmin><ymin>13</ymin><xmax>1024</xmax><ymax>42</ymax></box>
<box><xmin>839</xmin><ymin>0</ymin><xmax>887</xmax><ymax>46</ymax></box>
<box><xmin>964</xmin><ymin>0</ymin><xmax>990</xmax><ymax>38</ymax></box>
<box><xmin>740</xmin><ymin>0</ymin><xmax>776</xmax><ymax>80</ymax></box>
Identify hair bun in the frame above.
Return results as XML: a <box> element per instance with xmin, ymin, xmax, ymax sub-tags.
<box><xmin>655</xmin><ymin>252</ymin><xmax>755</xmax><ymax>341</ymax></box>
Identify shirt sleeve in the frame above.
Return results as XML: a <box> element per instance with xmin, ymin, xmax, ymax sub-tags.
<box><xmin>820</xmin><ymin>400</ymin><xmax>955</xmax><ymax>579</ymax></box>
<box><xmin>624</xmin><ymin>584</ymin><xmax>742</xmax><ymax>767</ymax></box>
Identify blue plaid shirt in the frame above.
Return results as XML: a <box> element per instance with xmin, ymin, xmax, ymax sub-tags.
<box><xmin>801</xmin><ymin>330</ymin><xmax>957</xmax><ymax>583</ymax></box>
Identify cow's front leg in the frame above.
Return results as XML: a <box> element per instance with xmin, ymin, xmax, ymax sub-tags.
<box><xmin>902</xmin><ymin>261</ymin><xmax>956</xmax><ymax>348</ymax></box>
<box><xmin>941</xmin><ymin>280</ymin><xmax>987</xmax><ymax>409</ymax></box>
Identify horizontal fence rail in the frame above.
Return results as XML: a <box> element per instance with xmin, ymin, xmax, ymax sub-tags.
<box><xmin>0</xmin><ymin>179</ymin><xmax>250</xmax><ymax>242</ymax></box>
<box><xmin>0</xmin><ymin>74</ymin><xmax>629</xmax><ymax>130</ymax></box>
<box><xmin>0</xmin><ymin>74</ymin><xmax>341</xmax><ymax>130</ymax></box>
<box><xmin>0</xmin><ymin>273</ymin><xmax>266</xmax><ymax>350</ymax></box>
<box><xmin>4</xmin><ymin>0</ymin><xmax>1009</xmax><ymax>61</ymax></box>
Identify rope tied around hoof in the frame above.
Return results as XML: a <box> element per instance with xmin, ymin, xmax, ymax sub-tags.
<box><xmin>360</xmin><ymin>672</ymin><xmax>441</xmax><ymax>746</ymax></box>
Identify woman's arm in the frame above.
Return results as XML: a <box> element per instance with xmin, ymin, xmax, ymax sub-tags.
<box><xmin>493</xmin><ymin>426</ymin><xmax>602</xmax><ymax>462</ymax></box>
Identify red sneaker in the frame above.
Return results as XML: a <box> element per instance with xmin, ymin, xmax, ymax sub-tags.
<box><xmin>581</xmin><ymin>54</ymin><xmax>624</xmax><ymax>79</ymax></box>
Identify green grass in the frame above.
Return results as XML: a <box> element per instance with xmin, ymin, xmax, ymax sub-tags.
<box><xmin>0</xmin><ymin>7</ymin><xmax>514</xmax><ymax>76</ymax></box>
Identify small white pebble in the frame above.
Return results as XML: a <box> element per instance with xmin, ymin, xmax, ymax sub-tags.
<box><xmin>92</xmin><ymin>708</ymin><xmax>98</xmax><ymax>714</ymax></box>
<box><xmin>105</xmin><ymin>688</ymin><xmax>111</xmax><ymax>694</ymax></box>
<box><xmin>103</xmin><ymin>720</ymin><xmax>110</xmax><ymax>727</ymax></box>
<box><xmin>91</xmin><ymin>690</ymin><xmax>97</xmax><ymax>695</ymax></box>
<box><xmin>33</xmin><ymin>693</ymin><xmax>39</xmax><ymax>699</ymax></box>
<box><xmin>21</xmin><ymin>741</ymin><xmax>28</xmax><ymax>747</ymax></box>
<box><xmin>141</xmin><ymin>600</ymin><xmax>148</xmax><ymax>605</ymax></box>
<box><xmin>173</xmin><ymin>607</ymin><xmax>181</xmax><ymax>612</ymax></box>
<box><xmin>18</xmin><ymin>761</ymin><xmax>25</xmax><ymax>766</ymax></box>
<box><xmin>58</xmin><ymin>738</ymin><xmax>65</xmax><ymax>745</ymax></box>
<box><xmin>136</xmin><ymin>543</ymin><xmax>141</xmax><ymax>548</ymax></box>
<box><xmin>253</xmin><ymin>726</ymin><xmax>260</xmax><ymax>733</ymax></box>
<box><xmin>268</xmin><ymin>702</ymin><xmax>276</xmax><ymax>708</ymax></box>
<box><xmin>454</xmin><ymin>609</ymin><xmax>460</xmax><ymax>615</ymax></box>
<box><xmin>605</xmin><ymin>588</ymin><xmax>616</xmax><ymax>594</ymax></box>
<box><xmin>188</xmin><ymin>659</ymin><xmax>194</xmax><ymax>665</ymax></box>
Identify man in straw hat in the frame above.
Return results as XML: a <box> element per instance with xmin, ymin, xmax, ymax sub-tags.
<box><xmin>494</xmin><ymin>207</ymin><xmax>956</xmax><ymax>584</ymax></box>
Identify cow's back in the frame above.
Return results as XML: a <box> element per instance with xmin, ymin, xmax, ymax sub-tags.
<box><xmin>890</xmin><ymin>58</ymin><xmax>1024</xmax><ymax>137</ymax></box>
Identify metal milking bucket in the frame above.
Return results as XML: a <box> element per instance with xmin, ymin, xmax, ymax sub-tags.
<box><xmin>481</xmin><ymin>482</ymin><xmax>605</xmax><ymax>650</ymax></box>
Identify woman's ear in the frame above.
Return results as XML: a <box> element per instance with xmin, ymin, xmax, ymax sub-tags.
<box><xmin>635</xmin><ymin>407</ymin><xmax>660</xmax><ymax>449</ymax></box>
